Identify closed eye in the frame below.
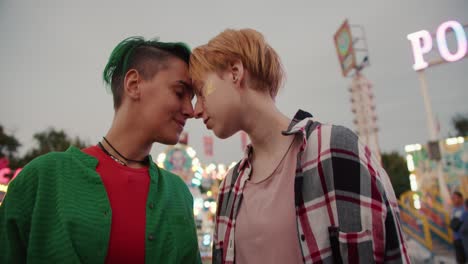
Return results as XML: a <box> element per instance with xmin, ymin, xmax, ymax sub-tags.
<box><xmin>177</xmin><ymin>80</ymin><xmax>194</xmax><ymax>99</ymax></box>
<box><xmin>175</xmin><ymin>90</ymin><xmax>184</xmax><ymax>98</ymax></box>
<box><xmin>173</xmin><ymin>83</ymin><xmax>189</xmax><ymax>99</ymax></box>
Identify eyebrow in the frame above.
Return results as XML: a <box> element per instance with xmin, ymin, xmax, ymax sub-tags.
<box><xmin>177</xmin><ymin>80</ymin><xmax>195</xmax><ymax>99</ymax></box>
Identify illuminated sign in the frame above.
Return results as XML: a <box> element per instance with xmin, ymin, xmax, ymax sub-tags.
<box><xmin>0</xmin><ymin>168</ymin><xmax>22</xmax><ymax>185</ymax></box>
<box><xmin>407</xmin><ymin>20</ymin><xmax>467</xmax><ymax>71</ymax></box>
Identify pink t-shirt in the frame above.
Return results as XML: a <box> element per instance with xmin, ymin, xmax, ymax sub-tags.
<box><xmin>235</xmin><ymin>135</ymin><xmax>303</xmax><ymax>263</ymax></box>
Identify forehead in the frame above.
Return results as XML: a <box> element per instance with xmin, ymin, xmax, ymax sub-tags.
<box><xmin>191</xmin><ymin>71</ymin><xmax>210</xmax><ymax>93</ymax></box>
<box><xmin>148</xmin><ymin>58</ymin><xmax>193</xmax><ymax>95</ymax></box>
<box><xmin>160</xmin><ymin>57</ymin><xmax>190</xmax><ymax>79</ymax></box>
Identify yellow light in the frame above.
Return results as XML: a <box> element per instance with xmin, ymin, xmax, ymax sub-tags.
<box><xmin>206</xmin><ymin>163</ymin><xmax>216</xmax><ymax>173</ymax></box>
<box><xmin>0</xmin><ymin>184</ymin><xmax>8</xmax><ymax>192</ymax></box>
<box><xmin>405</xmin><ymin>144</ymin><xmax>422</xmax><ymax>152</ymax></box>
<box><xmin>410</xmin><ymin>173</ymin><xmax>418</xmax><ymax>191</ymax></box>
<box><xmin>406</xmin><ymin>154</ymin><xmax>415</xmax><ymax>172</ymax></box>
<box><xmin>414</xmin><ymin>199</ymin><xmax>421</xmax><ymax>209</ymax></box>
<box><xmin>210</xmin><ymin>202</ymin><xmax>217</xmax><ymax>214</ymax></box>
<box><xmin>410</xmin><ymin>181</ymin><xmax>418</xmax><ymax>191</ymax></box>
<box><xmin>157</xmin><ymin>153</ymin><xmax>166</xmax><ymax>164</ymax></box>
<box><xmin>446</xmin><ymin>137</ymin><xmax>464</xmax><ymax>145</ymax></box>
<box><xmin>218</xmin><ymin>164</ymin><xmax>226</xmax><ymax>174</ymax></box>
<box><xmin>186</xmin><ymin>147</ymin><xmax>197</xmax><ymax>158</ymax></box>
<box><xmin>413</xmin><ymin>194</ymin><xmax>421</xmax><ymax>209</ymax></box>
<box><xmin>216</xmin><ymin>173</ymin><xmax>225</xmax><ymax>180</ymax></box>
<box><xmin>207</xmin><ymin>191</ymin><xmax>212</xmax><ymax>197</ymax></box>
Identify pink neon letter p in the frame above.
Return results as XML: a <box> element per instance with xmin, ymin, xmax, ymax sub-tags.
<box><xmin>407</xmin><ymin>30</ymin><xmax>433</xmax><ymax>71</ymax></box>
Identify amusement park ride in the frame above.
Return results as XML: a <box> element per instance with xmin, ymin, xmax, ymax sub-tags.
<box><xmin>156</xmin><ymin>142</ymin><xmax>236</xmax><ymax>259</ymax></box>
<box><xmin>335</xmin><ymin>18</ymin><xmax>468</xmax><ymax>259</ymax></box>
<box><xmin>400</xmin><ymin>19</ymin><xmax>467</xmax><ymax>258</ymax></box>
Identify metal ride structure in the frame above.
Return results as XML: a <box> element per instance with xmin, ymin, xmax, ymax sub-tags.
<box><xmin>334</xmin><ymin>20</ymin><xmax>381</xmax><ymax>160</ymax></box>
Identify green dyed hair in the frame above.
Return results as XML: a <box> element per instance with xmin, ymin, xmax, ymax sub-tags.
<box><xmin>103</xmin><ymin>36</ymin><xmax>191</xmax><ymax>109</ymax></box>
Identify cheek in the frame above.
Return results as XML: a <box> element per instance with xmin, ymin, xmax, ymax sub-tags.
<box><xmin>205</xmin><ymin>80</ymin><xmax>217</xmax><ymax>96</ymax></box>
<box><xmin>206</xmin><ymin>96</ymin><xmax>225</xmax><ymax>116</ymax></box>
<box><xmin>160</xmin><ymin>94</ymin><xmax>182</xmax><ymax>112</ymax></box>
<box><xmin>145</xmin><ymin>100</ymin><xmax>176</xmax><ymax>124</ymax></box>
<box><xmin>214</xmin><ymin>100</ymin><xmax>239</xmax><ymax>126</ymax></box>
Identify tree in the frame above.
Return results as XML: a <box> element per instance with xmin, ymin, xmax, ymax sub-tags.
<box><xmin>452</xmin><ymin>113</ymin><xmax>468</xmax><ymax>137</ymax></box>
<box><xmin>381</xmin><ymin>152</ymin><xmax>411</xmax><ymax>199</ymax></box>
<box><xmin>16</xmin><ymin>128</ymin><xmax>87</xmax><ymax>167</ymax></box>
<box><xmin>0</xmin><ymin>125</ymin><xmax>21</xmax><ymax>160</ymax></box>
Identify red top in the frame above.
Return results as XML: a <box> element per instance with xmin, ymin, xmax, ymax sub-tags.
<box><xmin>83</xmin><ymin>146</ymin><xmax>150</xmax><ymax>264</ymax></box>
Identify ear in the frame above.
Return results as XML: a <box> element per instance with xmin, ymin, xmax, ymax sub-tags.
<box><xmin>230</xmin><ymin>60</ymin><xmax>245</xmax><ymax>85</ymax></box>
<box><xmin>123</xmin><ymin>69</ymin><xmax>141</xmax><ymax>100</ymax></box>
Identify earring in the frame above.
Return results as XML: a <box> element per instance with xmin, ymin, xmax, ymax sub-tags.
<box><xmin>233</xmin><ymin>75</ymin><xmax>237</xmax><ymax>82</ymax></box>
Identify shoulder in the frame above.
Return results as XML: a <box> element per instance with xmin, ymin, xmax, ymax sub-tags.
<box><xmin>11</xmin><ymin>151</ymin><xmax>73</xmax><ymax>185</ymax></box>
<box><xmin>3</xmin><ymin>151</ymin><xmax>75</xmax><ymax>209</ymax></box>
<box><xmin>159</xmin><ymin>168</ymin><xmax>187</xmax><ymax>186</ymax></box>
<box><xmin>305</xmin><ymin>122</ymin><xmax>359</xmax><ymax>149</ymax></box>
<box><xmin>303</xmin><ymin>123</ymin><xmax>362</xmax><ymax>167</ymax></box>
<box><xmin>304</xmin><ymin>123</ymin><xmax>394</xmax><ymax>197</ymax></box>
<box><xmin>28</xmin><ymin>151</ymin><xmax>73</xmax><ymax>167</ymax></box>
<box><xmin>323</xmin><ymin>124</ymin><xmax>359</xmax><ymax>148</ymax></box>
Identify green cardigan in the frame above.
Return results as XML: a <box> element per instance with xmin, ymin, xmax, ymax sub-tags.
<box><xmin>0</xmin><ymin>146</ymin><xmax>201</xmax><ymax>264</ymax></box>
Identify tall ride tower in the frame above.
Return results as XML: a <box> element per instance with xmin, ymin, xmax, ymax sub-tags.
<box><xmin>334</xmin><ymin>20</ymin><xmax>381</xmax><ymax>159</ymax></box>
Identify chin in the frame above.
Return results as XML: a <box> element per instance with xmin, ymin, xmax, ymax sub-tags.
<box><xmin>213</xmin><ymin>127</ymin><xmax>237</xmax><ymax>139</ymax></box>
<box><xmin>164</xmin><ymin>138</ymin><xmax>179</xmax><ymax>145</ymax></box>
<box><xmin>155</xmin><ymin>133</ymin><xmax>180</xmax><ymax>145</ymax></box>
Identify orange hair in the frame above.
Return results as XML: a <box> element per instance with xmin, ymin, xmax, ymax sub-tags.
<box><xmin>189</xmin><ymin>29</ymin><xmax>285</xmax><ymax>98</ymax></box>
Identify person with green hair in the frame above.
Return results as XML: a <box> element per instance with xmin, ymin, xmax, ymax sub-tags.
<box><xmin>0</xmin><ymin>36</ymin><xmax>201</xmax><ymax>263</ymax></box>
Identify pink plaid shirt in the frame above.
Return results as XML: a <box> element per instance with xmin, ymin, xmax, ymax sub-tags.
<box><xmin>212</xmin><ymin>110</ymin><xmax>410</xmax><ymax>264</ymax></box>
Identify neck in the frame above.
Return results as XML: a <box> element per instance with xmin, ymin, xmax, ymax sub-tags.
<box><xmin>240</xmin><ymin>90</ymin><xmax>291</xmax><ymax>157</ymax></box>
<box><xmin>103</xmin><ymin>108</ymin><xmax>153</xmax><ymax>167</ymax></box>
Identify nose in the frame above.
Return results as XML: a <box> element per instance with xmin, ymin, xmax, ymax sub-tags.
<box><xmin>182</xmin><ymin>97</ymin><xmax>194</xmax><ymax>119</ymax></box>
<box><xmin>194</xmin><ymin>98</ymin><xmax>204</xmax><ymax>119</ymax></box>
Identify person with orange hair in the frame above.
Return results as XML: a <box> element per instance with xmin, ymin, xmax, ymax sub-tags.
<box><xmin>190</xmin><ymin>29</ymin><xmax>410</xmax><ymax>263</ymax></box>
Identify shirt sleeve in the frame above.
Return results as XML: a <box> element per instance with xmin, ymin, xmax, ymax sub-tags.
<box><xmin>328</xmin><ymin>125</ymin><xmax>410</xmax><ymax>263</ymax></box>
<box><xmin>357</xmin><ymin>139</ymin><xmax>411</xmax><ymax>263</ymax></box>
<box><xmin>180</xmin><ymin>192</ymin><xmax>203</xmax><ymax>264</ymax></box>
<box><xmin>459</xmin><ymin>212</ymin><xmax>468</xmax><ymax>235</ymax></box>
<box><xmin>212</xmin><ymin>172</ymin><xmax>231</xmax><ymax>264</ymax></box>
<box><xmin>0</xmin><ymin>165</ymin><xmax>37</xmax><ymax>263</ymax></box>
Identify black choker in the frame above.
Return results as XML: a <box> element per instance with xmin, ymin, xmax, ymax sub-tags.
<box><xmin>98</xmin><ymin>142</ymin><xmax>127</xmax><ymax>166</ymax></box>
<box><xmin>98</xmin><ymin>137</ymin><xmax>149</xmax><ymax>166</ymax></box>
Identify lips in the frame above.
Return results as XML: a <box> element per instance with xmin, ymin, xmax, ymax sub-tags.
<box><xmin>175</xmin><ymin>119</ymin><xmax>186</xmax><ymax>129</ymax></box>
<box><xmin>203</xmin><ymin>117</ymin><xmax>212</xmax><ymax>129</ymax></box>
